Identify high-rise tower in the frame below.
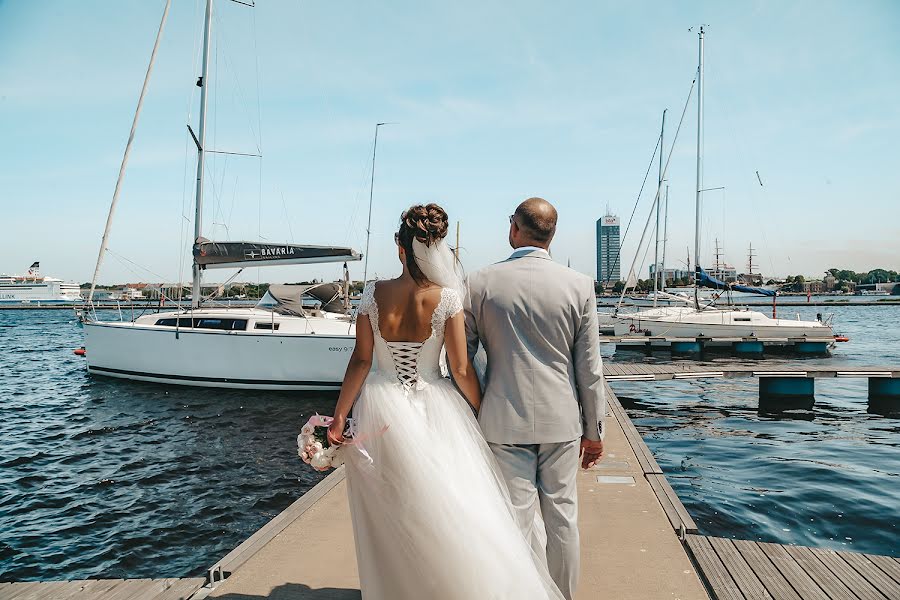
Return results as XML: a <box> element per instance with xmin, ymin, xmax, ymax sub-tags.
<box><xmin>596</xmin><ymin>214</ymin><xmax>621</xmax><ymax>286</ymax></box>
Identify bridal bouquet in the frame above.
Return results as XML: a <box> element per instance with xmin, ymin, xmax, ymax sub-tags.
<box><xmin>297</xmin><ymin>415</ymin><xmax>352</xmax><ymax>472</ymax></box>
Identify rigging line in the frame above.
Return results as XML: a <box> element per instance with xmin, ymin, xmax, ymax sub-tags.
<box><xmin>88</xmin><ymin>0</ymin><xmax>172</xmax><ymax>304</ymax></box>
<box><xmin>281</xmin><ymin>190</ymin><xmax>296</xmax><ymax>243</ymax></box>
<box><xmin>615</xmin><ymin>75</ymin><xmax>697</xmax><ymax>309</ymax></box>
<box><xmin>207</xmin><ymin>149</ymin><xmax>262</xmax><ymax>157</ymax></box>
<box><xmin>105</xmin><ymin>248</ymin><xmax>174</xmax><ymax>283</ymax></box>
<box><xmin>604</xmin><ymin>130</ymin><xmax>660</xmax><ymax>285</ymax></box>
<box><xmin>211</xmin><ymin>8</ymin><xmax>262</xmax><ymax>153</ymax></box>
<box><xmin>636</xmin><ymin>218</ymin><xmax>658</xmax><ymax>286</ymax></box>
<box><xmin>250</xmin><ymin>1</ymin><xmax>263</xmax><ymax>156</ymax></box>
<box><xmin>345</xmin><ymin>154</ymin><xmax>376</xmax><ymax>246</ymax></box>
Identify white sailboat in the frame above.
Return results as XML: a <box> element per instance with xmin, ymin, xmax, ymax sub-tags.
<box><xmin>613</xmin><ymin>27</ymin><xmax>835</xmax><ymax>342</ymax></box>
<box><xmin>83</xmin><ymin>0</ymin><xmax>364</xmax><ymax>390</ymax></box>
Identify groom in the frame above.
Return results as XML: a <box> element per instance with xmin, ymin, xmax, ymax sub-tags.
<box><xmin>465</xmin><ymin>197</ymin><xmax>606</xmax><ymax>600</ymax></box>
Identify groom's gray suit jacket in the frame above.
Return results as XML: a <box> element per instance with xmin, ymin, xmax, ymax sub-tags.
<box><xmin>465</xmin><ymin>248</ymin><xmax>606</xmax><ymax>444</ymax></box>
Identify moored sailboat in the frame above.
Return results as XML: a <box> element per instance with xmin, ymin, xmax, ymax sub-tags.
<box><xmin>83</xmin><ymin>0</ymin><xmax>364</xmax><ymax>389</ymax></box>
<box><xmin>613</xmin><ymin>27</ymin><xmax>835</xmax><ymax>344</ymax></box>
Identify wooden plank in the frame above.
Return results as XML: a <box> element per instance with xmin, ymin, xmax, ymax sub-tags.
<box><xmin>610</xmin><ymin>399</ymin><xmax>663</xmax><ymax>475</ymax></box>
<box><xmin>1</xmin><ymin>583</ymin><xmax>42</xmax><ymax>600</ymax></box>
<box><xmin>806</xmin><ymin>548</ymin><xmax>888</xmax><ymax>600</ymax></box>
<box><xmin>784</xmin><ymin>545</ymin><xmax>860</xmax><ymax>600</ymax></box>
<box><xmin>685</xmin><ymin>535</ymin><xmax>745</xmax><ymax>600</ymax></box>
<box><xmin>731</xmin><ymin>540</ymin><xmax>804</xmax><ymax>600</ymax></box>
<box><xmin>54</xmin><ymin>580</ymin><xmax>124</xmax><ymax>600</ymax></box>
<box><xmin>841</xmin><ymin>552</ymin><xmax>900</xmax><ymax>599</ymax></box>
<box><xmin>94</xmin><ymin>579</ymin><xmax>152</xmax><ymax>600</ymax></box>
<box><xmin>646</xmin><ymin>475</ymin><xmax>683</xmax><ymax>533</ymax></box>
<box><xmin>707</xmin><ymin>537</ymin><xmax>773</xmax><ymax>600</ymax></box>
<box><xmin>646</xmin><ymin>474</ymin><xmax>698</xmax><ymax>534</ymax></box>
<box><xmin>754</xmin><ymin>542</ymin><xmax>829</xmax><ymax>600</ymax></box>
<box><xmin>15</xmin><ymin>582</ymin><xmax>79</xmax><ymax>600</ymax></box>
<box><xmin>864</xmin><ymin>554</ymin><xmax>900</xmax><ymax>586</ymax></box>
<box><xmin>146</xmin><ymin>578</ymin><xmax>206</xmax><ymax>600</ymax></box>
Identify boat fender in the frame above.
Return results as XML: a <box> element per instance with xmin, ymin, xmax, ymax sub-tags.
<box><xmin>73</xmin><ymin>347</ymin><xmax>86</xmax><ymax>356</ymax></box>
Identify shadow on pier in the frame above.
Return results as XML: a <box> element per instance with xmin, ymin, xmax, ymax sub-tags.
<box><xmin>214</xmin><ymin>584</ymin><xmax>361</xmax><ymax>600</ymax></box>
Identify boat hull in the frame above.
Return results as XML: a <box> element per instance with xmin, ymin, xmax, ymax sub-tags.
<box><xmin>84</xmin><ymin>321</ymin><xmax>356</xmax><ymax>390</ymax></box>
<box><xmin>613</xmin><ymin>307</ymin><xmax>835</xmax><ymax>339</ymax></box>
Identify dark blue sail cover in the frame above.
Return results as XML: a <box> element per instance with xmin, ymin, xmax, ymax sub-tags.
<box><xmin>695</xmin><ymin>267</ymin><xmax>776</xmax><ymax>297</ymax></box>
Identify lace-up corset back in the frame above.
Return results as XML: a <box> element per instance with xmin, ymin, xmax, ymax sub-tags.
<box><xmin>358</xmin><ymin>282</ymin><xmax>462</xmax><ymax>390</ymax></box>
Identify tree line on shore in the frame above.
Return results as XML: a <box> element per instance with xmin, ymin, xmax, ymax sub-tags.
<box><xmin>597</xmin><ymin>267</ymin><xmax>900</xmax><ymax>295</ymax></box>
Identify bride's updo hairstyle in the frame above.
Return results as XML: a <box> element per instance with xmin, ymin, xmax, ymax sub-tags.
<box><xmin>397</xmin><ymin>203</ymin><xmax>449</xmax><ymax>286</ymax></box>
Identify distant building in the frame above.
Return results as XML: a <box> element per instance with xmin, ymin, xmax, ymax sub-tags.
<box><xmin>596</xmin><ymin>215</ymin><xmax>621</xmax><ymax>285</ymax></box>
<box><xmin>649</xmin><ymin>265</ymin><xmax>692</xmax><ymax>284</ymax></box>
<box><xmin>708</xmin><ymin>265</ymin><xmax>738</xmax><ymax>283</ymax></box>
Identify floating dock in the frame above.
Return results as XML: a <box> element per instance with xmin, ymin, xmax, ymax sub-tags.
<box><xmin>600</xmin><ymin>335</ymin><xmax>839</xmax><ymax>356</ymax></box>
<box><xmin>603</xmin><ymin>362</ymin><xmax>900</xmax><ymax>414</ymax></box>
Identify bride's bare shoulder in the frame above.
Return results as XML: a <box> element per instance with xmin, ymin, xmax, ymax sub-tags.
<box><xmin>373</xmin><ymin>278</ymin><xmax>441</xmax><ymax>302</ymax></box>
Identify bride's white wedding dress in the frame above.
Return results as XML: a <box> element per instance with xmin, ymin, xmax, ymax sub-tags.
<box><xmin>344</xmin><ymin>281</ymin><xmax>565</xmax><ymax>600</ymax></box>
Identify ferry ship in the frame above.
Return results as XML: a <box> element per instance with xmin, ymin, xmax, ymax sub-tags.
<box><xmin>0</xmin><ymin>262</ymin><xmax>83</xmax><ymax>304</ymax></box>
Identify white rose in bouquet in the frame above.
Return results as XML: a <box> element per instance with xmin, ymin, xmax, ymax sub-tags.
<box><xmin>297</xmin><ymin>414</ymin><xmax>352</xmax><ymax>472</ymax></box>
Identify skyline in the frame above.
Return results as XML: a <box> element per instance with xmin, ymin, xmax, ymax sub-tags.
<box><xmin>2</xmin><ymin>1</ymin><xmax>899</xmax><ymax>285</ymax></box>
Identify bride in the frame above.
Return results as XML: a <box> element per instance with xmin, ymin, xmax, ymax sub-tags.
<box><xmin>327</xmin><ymin>203</ymin><xmax>565</xmax><ymax>599</ymax></box>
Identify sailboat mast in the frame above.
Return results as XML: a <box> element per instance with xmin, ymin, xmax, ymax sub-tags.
<box><xmin>363</xmin><ymin>122</ymin><xmax>391</xmax><ymax>285</ymax></box>
<box><xmin>653</xmin><ymin>109</ymin><xmax>666</xmax><ymax>306</ymax></box>
<box><xmin>191</xmin><ymin>0</ymin><xmax>213</xmax><ymax>308</ymax></box>
<box><xmin>693</xmin><ymin>25</ymin><xmax>705</xmax><ymax>310</ymax></box>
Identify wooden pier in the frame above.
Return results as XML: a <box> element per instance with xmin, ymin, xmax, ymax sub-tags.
<box><xmin>200</xmin><ymin>382</ymin><xmax>709</xmax><ymax>599</ymax></box>
<box><xmin>686</xmin><ymin>535</ymin><xmax>900</xmax><ymax>600</ymax></box>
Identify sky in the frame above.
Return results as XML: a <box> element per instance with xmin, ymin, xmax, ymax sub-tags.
<box><xmin>1</xmin><ymin>0</ymin><xmax>898</xmax><ymax>286</ymax></box>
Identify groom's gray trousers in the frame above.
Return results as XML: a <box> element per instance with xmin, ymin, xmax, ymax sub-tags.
<box><xmin>489</xmin><ymin>440</ymin><xmax>581</xmax><ymax>600</ymax></box>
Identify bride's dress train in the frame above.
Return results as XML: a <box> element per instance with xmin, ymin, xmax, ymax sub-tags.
<box><xmin>343</xmin><ymin>282</ymin><xmax>565</xmax><ymax>600</ymax></box>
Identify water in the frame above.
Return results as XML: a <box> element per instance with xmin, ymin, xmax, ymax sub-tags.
<box><xmin>1</xmin><ymin>304</ymin><xmax>898</xmax><ymax>581</ymax></box>
<box><xmin>604</xmin><ymin>304</ymin><xmax>900</xmax><ymax>557</ymax></box>
<box><xmin>0</xmin><ymin>310</ymin><xmax>333</xmax><ymax>581</ymax></box>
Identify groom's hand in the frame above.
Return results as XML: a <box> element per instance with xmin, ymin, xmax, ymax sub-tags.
<box><xmin>580</xmin><ymin>437</ymin><xmax>604</xmax><ymax>469</ymax></box>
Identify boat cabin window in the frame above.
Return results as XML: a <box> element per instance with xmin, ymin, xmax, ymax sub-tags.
<box><xmin>154</xmin><ymin>317</ymin><xmax>247</xmax><ymax>330</ymax></box>
<box><xmin>734</xmin><ymin>317</ymin><xmax>752</xmax><ymax>322</ymax></box>
<box><xmin>254</xmin><ymin>322</ymin><xmax>280</xmax><ymax>330</ymax></box>
<box><xmin>196</xmin><ymin>318</ymin><xmax>248</xmax><ymax>330</ymax></box>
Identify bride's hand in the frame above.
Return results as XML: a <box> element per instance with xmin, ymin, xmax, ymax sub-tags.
<box><xmin>327</xmin><ymin>416</ymin><xmax>346</xmax><ymax>446</ymax></box>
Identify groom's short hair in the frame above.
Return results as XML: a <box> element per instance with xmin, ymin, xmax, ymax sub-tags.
<box><xmin>515</xmin><ymin>197</ymin><xmax>557</xmax><ymax>243</ymax></box>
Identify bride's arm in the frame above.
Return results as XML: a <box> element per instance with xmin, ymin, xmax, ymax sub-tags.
<box><xmin>327</xmin><ymin>314</ymin><xmax>375</xmax><ymax>444</ymax></box>
<box><xmin>445</xmin><ymin>312</ymin><xmax>482</xmax><ymax>413</ymax></box>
